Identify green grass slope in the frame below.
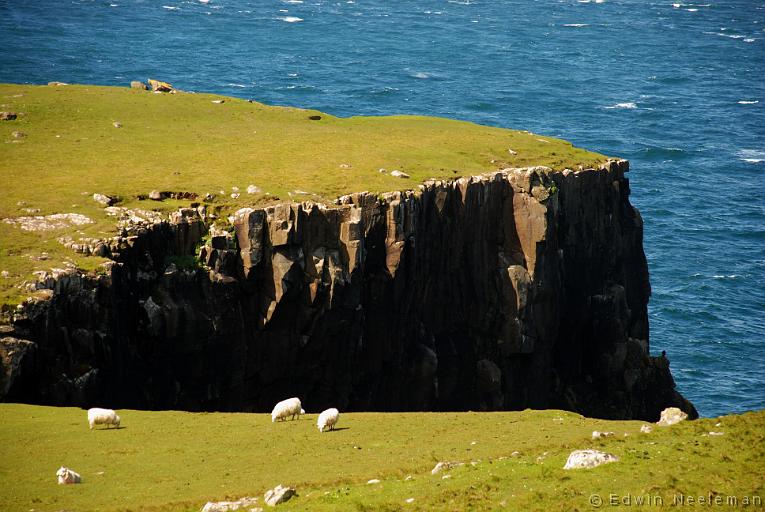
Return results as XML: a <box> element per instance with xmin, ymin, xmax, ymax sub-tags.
<box><xmin>0</xmin><ymin>83</ymin><xmax>607</xmax><ymax>307</ymax></box>
<box><xmin>0</xmin><ymin>404</ymin><xmax>762</xmax><ymax>511</ymax></box>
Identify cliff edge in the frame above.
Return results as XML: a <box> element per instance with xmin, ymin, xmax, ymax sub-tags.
<box><xmin>1</xmin><ymin>161</ymin><xmax>697</xmax><ymax>421</ymax></box>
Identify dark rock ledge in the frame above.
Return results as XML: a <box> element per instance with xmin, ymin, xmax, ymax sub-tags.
<box><xmin>0</xmin><ymin>161</ymin><xmax>697</xmax><ymax>421</ymax></box>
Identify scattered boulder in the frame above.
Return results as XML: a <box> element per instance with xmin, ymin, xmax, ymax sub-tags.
<box><xmin>113</xmin><ymin>121</ymin><xmax>122</xmax><ymax>128</ymax></box>
<box><xmin>264</xmin><ymin>485</ymin><xmax>296</xmax><ymax>507</ymax></box>
<box><xmin>93</xmin><ymin>193</ymin><xmax>117</xmax><ymax>206</ymax></box>
<box><xmin>657</xmin><ymin>407</ymin><xmax>688</xmax><ymax>426</ymax></box>
<box><xmin>591</xmin><ymin>431</ymin><xmax>615</xmax><ymax>440</ymax></box>
<box><xmin>0</xmin><ymin>112</ymin><xmax>18</xmax><ymax>121</ymax></box>
<box><xmin>708</xmin><ymin>431</ymin><xmax>724</xmax><ymax>436</ymax></box>
<box><xmin>200</xmin><ymin>496</ymin><xmax>260</xmax><ymax>512</ymax></box>
<box><xmin>391</xmin><ymin>170</ymin><xmax>410</xmax><ymax>179</ymax></box>
<box><xmin>246</xmin><ymin>185</ymin><xmax>261</xmax><ymax>194</ymax></box>
<box><xmin>308</xmin><ymin>115</ymin><xmax>321</xmax><ymax>120</ymax></box>
<box><xmin>563</xmin><ymin>449</ymin><xmax>619</xmax><ymax>470</ymax></box>
<box><xmin>508</xmin><ymin>148</ymin><xmax>518</xmax><ymax>155</ymax></box>
<box><xmin>148</xmin><ymin>79</ymin><xmax>174</xmax><ymax>92</ymax></box>
<box><xmin>366</xmin><ymin>479</ymin><xmax>380</xmax><ymax>484</ymax></box>
<box><xmin>0</xmin><ymin>271</ymin><xmax>8</xmax><ymax>278</ymax></box>
<box><xmin>640</xmin><ymin>424</ymin><xmax>653</xmax><ymax>434</ymax></box>
<box><xmin>431</xmin><ymin>461</ymin><xmax>463</xmax><ymax>475</ymax></box>
<box><xmin>12</xmin><ymin>131</ymin><xmax>25</xmax><ymax>139</ymax></box>
<box><xmin>130</xmin><ymin>81</ymin><xmax>149</xmax><ymax>90</ymax></box>
<box><xmin>149</xmin><ymin>190</ymin><xmax>164</xmax><ymax>201</ymax></box>
<box><xmin>47</xmin><ymin>81</ymin><xmax>69</xmax><ymax>86</ymax></box>
<box><xmin>211</xmin><ymin>99</ymin><xmax>225</xmax><ymax>104</ymax></box>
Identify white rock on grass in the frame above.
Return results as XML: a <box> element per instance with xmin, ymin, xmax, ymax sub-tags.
<box><xmin>367</xmin><ymin>479</ymin><xmax>380</xmax><ymax>484</ymax></box>
<box><xmin>92</xmin><ymin>193</ymin><xmax>114</xmax><ymax>206</ymax></box>
<box><xmin>657</xmin><ymin>407</ymin><xmax>688</xmax><ymax>426</ymax></box>
<box><xmin>431</xmin><ymin>461</ymin><xmax>463</xmax><ymax>475</ymax></box>
<box><xmin>3</xmin><ymin>213</ymin><xmax>93</xmax><ymax>232</ymax></box>
<box><xmin>640</xmin><ymin>424</ymin><xmax>653</xmax><ymax>434</ymax></box>
<box><xmin>592</xmin><ymin>431</ymin><xmax>615</xmax><ymax>439</ymax></box>
<box><xmin>563</xmin><ymin>450</ymin><xmax>619</xmax><ymax>470</ymax></box>
<box><xmin>201</xmin><ymin>496</ymin><xmax>259</xmax><ymax>512</ymax></box>
<box><xmin>247</xmin><ymin>184</ymin><xmax>261</xmax><ymax>194</ymax></box>
<box><xmin>390</xmin><ymin>170</ymin><xmax>410</xmax><ymax>179</ymax></box>
<box><xmin>264</xmin><ymin>485</ymin><xmax>296</xmax><ymax>507</ymax></box>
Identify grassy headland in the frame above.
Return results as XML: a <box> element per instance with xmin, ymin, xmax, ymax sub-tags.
<box><xmin>0</xmin><ymin>404</ymin><xmax>762</xmax><ymax>511</ymax></box>
<box><xmin>0</xmin><ymin>83</ymin><xmax>608</xmax><ymax>307</ymax></box>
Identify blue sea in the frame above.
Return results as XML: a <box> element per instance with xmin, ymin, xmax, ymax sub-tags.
<box><xmin>1</xmin><ymin>0</ymin><xmax>763</xmax><ymax>418</ymax></box>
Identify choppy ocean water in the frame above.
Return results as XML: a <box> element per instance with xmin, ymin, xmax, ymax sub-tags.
<box><xmin>1</xmin><ymin>0</ymin><xmax>762</xmax><ymax>418</ymax></box>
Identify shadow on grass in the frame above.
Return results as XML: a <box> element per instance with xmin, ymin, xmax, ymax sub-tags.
<box><xmin>325</xmin><ymin>427</ymin><xmax>350</xmax><ymax>432</ymax></box>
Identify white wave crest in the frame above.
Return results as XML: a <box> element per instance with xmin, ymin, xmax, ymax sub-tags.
<box><xmin>738</xmin><ymin>149</ymin><xmax>765</xmax><ymax>163</ymax></box>
<box><xmin>280</xmin><ymin>16</ymin><xmax>303</xmax><ymax>22</ymax></box>
<box><xmin>738</xmin><ymin>100</ymin><xmax>759</xmax><ymax>105</ymax></box>
<box><xmin>563</xmin><ymin>23</ymin><xmax>589</xmax><ymax>27</ymax></box>
<box><xmin>605</xmin><ymin>102</ymin><xmax>638</xmax><ymax>109</ymax></box>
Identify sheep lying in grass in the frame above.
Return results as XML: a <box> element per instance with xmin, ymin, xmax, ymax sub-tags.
<box><xmin>317</xmin><ymin>408</ymin><xmax>340</xmax><ymax>432</ymax></box>
<box><xmin>271</xmin><ymin>397</ymin><xmax>304</xmax><ymax>422</ymax></box>
<box><xmin>56</xmin><ymin>466</ymin><xmax>81</xmax><ymax>484</ymax></box>
<box><xmin>87</xmin><ymin>408</ymin><xmax>121</xmax><ymax>430</ymax></box>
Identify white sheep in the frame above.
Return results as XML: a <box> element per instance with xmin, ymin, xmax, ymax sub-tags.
<box><xmin>317</xmin><ymin>408</ymin><xmax>340</xmax><ymax>432</ymax></box>
<box><xmin>271</xmin><ymin>397</ymin><xmax>304</xmax><ymax>422</ymax></box>
<box><xmin>87</xmin><ymin>407</ymin><xmax>121</xmax><ymax>430</ymax></box>
<box><xmin>56</xmin><ymin>466</ymin><xmax>81</xmax><ymax>484</ymax></box>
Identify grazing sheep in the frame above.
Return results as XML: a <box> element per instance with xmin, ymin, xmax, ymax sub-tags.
<box><xmin>56</xmin><ymin>466</ymin><xmax>81</xmax><ymax>484</ymax></box>
<box><xmin>271</xmin><ymin>397</ymin><xmax>304</xmax><ymax>422</ymax></box>
<box><xmin>87</xmin><ymin>408</ymin><xmax>121</xmax><ymax>430</ymax></box>
<box><xmin>317</xmin><ymin>408</ymin><xmax>340</xmax><ymax>432</ymax></box>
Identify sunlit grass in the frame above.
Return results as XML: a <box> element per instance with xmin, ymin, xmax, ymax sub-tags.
<box><xmin>0</xmin><ymin>404</ymin><xmax>761</xmax><ymax>511</ymax></box>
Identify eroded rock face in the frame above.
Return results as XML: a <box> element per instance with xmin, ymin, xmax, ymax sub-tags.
<box><xmin>1</xmin><ymin>162</ymin><xmax>697</xmax><ymax>421</ymax></box>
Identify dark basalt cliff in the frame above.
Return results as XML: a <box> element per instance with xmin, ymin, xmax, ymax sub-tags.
<box><xmin>0</xmin><ymin>161</ymin><xmax>697</xmax><ymax>421</ymax></box>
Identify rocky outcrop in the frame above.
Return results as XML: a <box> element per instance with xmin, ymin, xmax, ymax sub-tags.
<box><xmin>0</xmin><ymin>162</ymin><xmax>697</xmax><ymax>421</ymax></box>
<box><xmin>563</xmin><ymin>449</ymin><xmax>619</xmax><ymax>470</ymax></box>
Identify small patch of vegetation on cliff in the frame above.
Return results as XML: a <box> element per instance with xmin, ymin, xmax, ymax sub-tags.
<box><xmin>0</xmin><ymin>404</ymin><xmax>762</xmax><ymax>511</ymax></box>
<box><xmin>0</xmin><ymin>83</ymin><xmax>608</xmax><ymax>308</ymax></box>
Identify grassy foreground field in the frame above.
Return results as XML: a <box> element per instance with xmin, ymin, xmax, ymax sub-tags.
<box><xmin>0</xmin><ymin>83</ymin><xmax>608</xmax><ymax>306</ymax></box>
<box><xmin>0</xmin><ymin>405</ymin><xmax>762</xmax><ymax>511</ymax></box>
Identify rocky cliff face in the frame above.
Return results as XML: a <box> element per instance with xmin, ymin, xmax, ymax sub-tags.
<box><xmin>0</xmin><ymin>162</ymin><xmax>697</xmax><ymax>421</ymax></box>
